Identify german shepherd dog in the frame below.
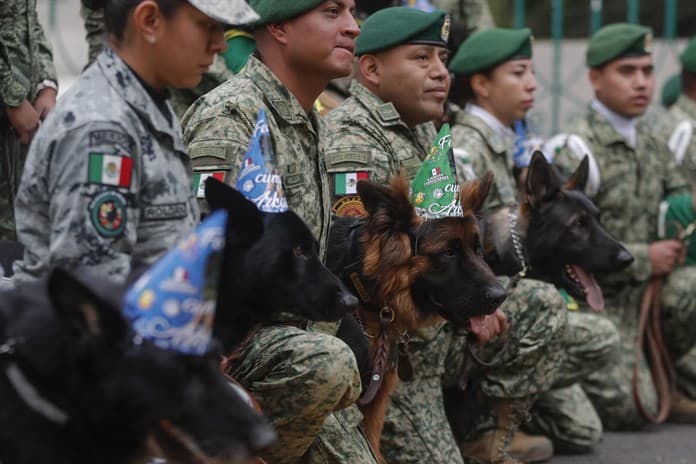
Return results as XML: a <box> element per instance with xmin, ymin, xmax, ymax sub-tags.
<box><xmin>0</xmin><ymin>269</ymin><xmax>275</xmax><ymax>464</ymax></box>
<box><xmin>482</xmin><ymin>152</ymin><xmax>633</xmax><ymax>311</ymax></box>
<box><xmin>326</xmin><ymin>174</ymin><xmax>506</xmax><ymax>457</ymax></box>
<box><xmin>204</xmin><ymin>177</ymin><xmax>358</xmax><ymax>353</ymax></box>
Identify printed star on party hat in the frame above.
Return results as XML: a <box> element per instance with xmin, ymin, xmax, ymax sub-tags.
<box><xmin>123</xmin><ymin>209</ymin><xmax>228</xmax><ymax>355</ymax></box>
<box><xmin>235</xmin><ymin>109</ymin><xmax>288</xmax><ymax>213</ymax></box>
<box><xmin>411</xmin><ymin>124</ymin><xmax>462</xmax><ymax>218</ymax></box>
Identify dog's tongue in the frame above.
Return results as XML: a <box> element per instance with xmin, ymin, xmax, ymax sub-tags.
<box><xmin>571</xmin><ymin>265</ymin><xmax>604</xmax><ymax>312</ymax></box>
<box><xmin>469</xmin><ymin>315</ymin><xmax>489</xmax><ymax>336</ymax></box>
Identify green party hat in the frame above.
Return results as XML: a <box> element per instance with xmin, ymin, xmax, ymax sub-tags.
<box><xmin>411</xmin><ymin>124</ymin><xmax>462</xmax><ymax>218</ymax></box>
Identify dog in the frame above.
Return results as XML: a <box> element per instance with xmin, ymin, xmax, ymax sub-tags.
<box><xmin>326</xmin><ymin>174</ymin><xmax>506</xmax><ymax>457</ymax></box>
<box><xmin>0</xmin><ymin>240</ymin><xmax>23</xmax><ymax>278</ymax></box>
<box><xmin>204</xmin><ymin>177</ymin><xmax>358</xmax><ymax>354</ymax></box>
<box><xmin>0</xmin><ymin>268</ymin><xmax>275</xmax><ymax>464</ymax></box>
<box><xmin>481</xmin><ymin>151</ymin><xmax>634</xmax><ymax>311</ymax></box>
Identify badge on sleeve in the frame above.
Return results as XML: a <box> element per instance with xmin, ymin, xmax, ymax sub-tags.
<box><xmin>192</xmin><ymin>171</ymin><xmax>225</xmax><ymax>198</ymax></box>
<box><xmin>332</xmin><ymin>195</ymin><xmax>367</xmax><ymax>218</ymax></box>
<box><xmin>88</xmin><ymin>152</ymin><xmax>133</xmax><ymax>188</ymax></box>
<box><xmin>334</xmin><ymin>171</ymin><xmax>368</xmax><ymax>196</ymax></box>
<box><xmin>89</xmin><ymin>191</ymin><xmax>128</xmax><ymax>238</ymax></box>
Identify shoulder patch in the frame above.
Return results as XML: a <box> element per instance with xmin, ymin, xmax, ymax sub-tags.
<box><xmin>325</xmin><ymin>151</ymin><xmax>370</xmax><ymax>167</ymax></box>
<box><xmin>89</xmin><ymin>130</ymin><xmax>135</xmax><ymax>152</ymax></box>
<box><xmin>192</xmin><ymin>171</ymin><xmax>226</xmax><ymax>198</ymax></box>
<box><xmin>332</xmin><ymin>195</ymin><xmax>367</xmax><ymax>218</ymax></box>
<box><xmin>89</xmin><ymin>191</ymin><xmax>128</xmax><ymax>238</ymax></box>
<box><xmin>334</xmin><ymin>171</ymin><xmax>368</xmax><ymax>196</ymax></box>
<box><xmin>88</xmin><ymin>152</ymin><xmax>133</xmax><ymax>188</ymax></box>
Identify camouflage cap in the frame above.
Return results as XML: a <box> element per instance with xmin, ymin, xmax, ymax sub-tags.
<box><xmin>356</xmin><ymin>7</ymin><xmax>449</xmax><ymax>56</ymax></box>
<box><xmin>189</xmin><ymin>0</ymin><xmax>259</xmax><ymax>25</ymax></box>
<box><xmin>586</xmin><ymin>23</ymin><xmax>652</xmax><ymax>68</ymax></box>
<box><xmin>449</xmin><ymin>27</ymin><xmax>532</xmax><ymax>75</ymax></box>
<box><xmin>680</xmin><ymin>36</ymin><xmax>696</xmax><ymax>73</ymax></box>
<box><xmin>248</xmin><ymin>0</ymin><xmax>325</xmax><ymax>25</ymax></box>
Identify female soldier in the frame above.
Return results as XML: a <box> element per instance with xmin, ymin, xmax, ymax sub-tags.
<box><xmin>448</xmin><ymin>27</ymin><xmax>616</xmax><ymax>458</ymax></box>
<box><xmin>6</xmin><ymin>0</ymin><xmax>258</xmax><ymax>286</ymax></box>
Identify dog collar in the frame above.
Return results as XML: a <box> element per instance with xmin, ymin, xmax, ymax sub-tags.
<box><xmin>0</xmin><ymin>338</ymin><xmax>70</xmax><ymax>425</ymax></box>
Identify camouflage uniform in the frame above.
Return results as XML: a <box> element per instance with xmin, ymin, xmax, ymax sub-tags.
<box><xmin>0</xmin><ymin>0</ymin><xmax>57</xmax><ymax>240</ymax></box>
<box><xmin>431</xmin><ymin>0</ymin><xmax>495</xmax><ymax>32</ymax></box>
<box><xmin>9</xmin><ymin>48</ymin><xmax>198</xmax><ymax>287</ymax></box>
<box><xmin>182</xmin><ymin>56</ymin><xmax>377</xmax><ymax>464</ymax></box>
<box><xmin>79</xmin><ymin>5</ymin><xmax>233</xmax><ymax>120</ymax></box>
<box><xmin>450</xmin><ymin>106</ymin><xmax>617</xmax><ymax>451</ymax></box>
<box><xmin>323</xmin><ymin>81</ymin><xmax>568</xmax><ymax>462</ymax></box>
<box><xmin>654</xmin><ymin>94</ymin><xmax>696</xmax><ymax>187</ymax></box>
<box><xmin>552</xmin><ymin>104</ymin><xmax>696</xmax><ymax>430</ymax></box>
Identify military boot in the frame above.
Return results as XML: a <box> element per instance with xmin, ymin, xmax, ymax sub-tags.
<box><xmin>508</xmin><ymin>430</ymin><xmax>553</xmax><ymax>462</ymax></box>
<box><xmin>669</xmin><ymin>389</ymin><xmax>696</xmax><ymax>423</ymax></box>
<box><xmin>459</xmin><ymin>397</ymin><xmax>538</xmax><ymax>464</ymax></box>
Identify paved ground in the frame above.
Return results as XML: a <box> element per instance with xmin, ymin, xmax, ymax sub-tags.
<box><xmin>551</xmin><ymin>424</ymin><xmax>696</xmax><ymax>463</ymax></box>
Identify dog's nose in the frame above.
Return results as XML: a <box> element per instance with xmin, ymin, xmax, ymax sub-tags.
<box><xmin>615</xmin><ymin>249</ymin><xmax>634</xmax><ymax>267</ymax></box>
<box><xmin>250</xmin><ymin>423</ymin><xmax>277</xmax><ymax>451</ymax></box>
<box><xmin>339</xmin><ymin>291</ymin><xmax>359</xmax><ymax>309</ymax></box>
<box><xmin>485</xmin><ymin>284</ymin><xmax>507</xmax><ymax>308</ymax></box>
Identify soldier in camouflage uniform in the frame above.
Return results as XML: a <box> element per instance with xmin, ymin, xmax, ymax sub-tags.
<box><xmin>182</xmin><ymin>2</ymin><xmax>378</xmax><ymax>463</ymax></box>
<box><xmin>2</xmin><ymin>0</ymin><xmax>258</xmax><ymax>290</ymax></box>
<box><xmin>0</xmin><ymin>0</ymin><xmax>57</xmax><ymax>240</ymax></box>
<box><xmin>449</xmin><ymin>27</ymin><xmax>619</xmax><ymax>454</ymax></box>
<box><xmin>551</xmin><ymin>23</ymin><xmax>696</xmax><ymax>430</ymax></box>
<box><xmin>323</xmin><ymin>10</ymin><xmax>571</xmax><ymax>464</ymax></box>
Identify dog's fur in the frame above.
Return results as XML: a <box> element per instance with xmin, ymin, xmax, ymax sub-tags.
<box><xmin>482</xmin><ymin>152</ymin><xmax>633</xmax><ymax>308</ymax></box>
<box><xmin>0</xmin><ymin>240</ymin><xmax>23</xmax><ymax>278</ymax></box>
<box><xmin>327</xmin><ymin>174</ymin><xmax>506</xmax><ymax>457</ymax></box>
<box><xmin>0</xmin><ymin>269</ymin><xmax>275</xmax><ymax>464</ymax></box>
<box><xmin>204</xmin><ymin>178</ymin><xmax>358</xmax><ymax>354</ymax></box>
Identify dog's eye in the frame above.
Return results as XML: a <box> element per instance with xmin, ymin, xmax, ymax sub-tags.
<box><xmin>293</xmin><ymin>246</ymin><xmax>304</xmax><ymax>257</ymax></box>
<box><xmin>572</xmin><ymin>216</ymin><xmax>586</xmax><ymax>228</ymax></box>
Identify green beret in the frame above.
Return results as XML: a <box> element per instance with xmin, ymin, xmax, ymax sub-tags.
<box><xmin>661</xmin><ymin>74</ymin><xmax>682</xmax><ymax>108</ymax></box>
<box><xmin>248</xmin><ymin>0</ymin><xmax>324</xmax><ymax>25</ymax></box>
<box><xmin>355</xmin><ymin>7</ymin><xmax>450</xmax><ymax>56</ymax></box>
<box><xmin>680</xmin><ymin>37</ymin><xmax>696</xmax><ymax>73</ymax></box>
<box><xmin>449</xmin><ymin>28</ymin><xmax>532</xmax><ymax>75</ymax></box>
<box><xmin>586</xmin><ymin>23</ymin><xmax>652</xmax><ymax>68</ymax></box>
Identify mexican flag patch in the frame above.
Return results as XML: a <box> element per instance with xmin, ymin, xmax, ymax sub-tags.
<box><xmin>193</xmin><ymin>171</ymin><xmax>225</xmax><ymax>198</ymax></box>
<box><xmin>334</xmin><ymin>172</ymin><xmax>368</xmax><ymax>195</ymax></box>
<box><xmin>88</xmin><ymin>153</ymin><xmax>133</xmax><ymax>188</ymax></box>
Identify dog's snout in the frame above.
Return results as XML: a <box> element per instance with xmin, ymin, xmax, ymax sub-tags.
<box><xmin>485</xmin><ymin>284</ymin><xmax>507</xmax><ymax>308</ymax></box>
<box><xmin>615</xmin><ymin>249</ymin><xmax>634</xmax><ymax>267</ymax></box>
<box><xmin>250</xmin><ymin>423</ymin><xmax>277</xmax><ymax>451</ymax></box>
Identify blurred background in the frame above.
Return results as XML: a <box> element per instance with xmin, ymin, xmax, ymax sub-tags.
<box><xmin>38</xmin><ymin>0</ymin><xmax>694</xmax><ymax>135</ymax></box>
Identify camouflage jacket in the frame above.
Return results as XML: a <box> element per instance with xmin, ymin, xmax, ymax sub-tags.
<box><xmin>553</xmin><ymin>105</ymin><xmax>687</xmax><ymax>292</ymax></box>
<box><xmin>431</xmin><ymin>0</ymin><xmax>495</xmax><ymax>32</ymax></box>
<box><xmin>323</xmin><ymin>80</ymin><xmax>435</xmax><ymax>216</ymax></box>
<box><xmin>450</xmin><ymin>108</ymin><xmax>518</xmax><ymax>211</ymax></box>
<box><xmin>80</xmin><ymin>3</ymin><xmax>105</xmax><ymax>67</ymax></box>
<box><xmin>654</xmin><ymin>94</ymin><xmax>696</xmax><ymax>187</ymax></box>
<box><xmin>11</xmin><ymin>48</ymin><xmax>198</xmax><ymax>285</ymax></box>
<box><xmin>182</xmin><ymin>55</ymin><xmax>331</xmax><ymax>255</ymax></box>
<box><xmin>0</xmin><ymin>0</ymin><xmax>56</xmax><ymax>107</ymax></box>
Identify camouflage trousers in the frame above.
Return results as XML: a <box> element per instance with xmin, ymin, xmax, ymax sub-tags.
<box><xmin>230</xmin><ymin>324</ymin><xmax>379</xmax><ymax>464</ymax></box>
<box><xmin>0</xmin><ymin>121</ymin><xmax>26</xmax><ymax>240</ymax></box>
<box><xmin>526</xmin><ymin>311</ymin><xmax>619</xmax><ymax>452</ymax></box>
<box><xmin>580</xmin><ymin>266</ymin><xmax>696</xmax><ymax>430</ymax></box>
<box><xmin>381</xmin><ymin>278</ymin><xmax>568</xmax><ymax>463</ymax></box>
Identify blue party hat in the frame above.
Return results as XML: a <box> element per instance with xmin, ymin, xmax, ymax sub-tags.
<box><xmin>403</xmin><ymin>0</ymin><xmax>436</xmax><ymax>12</ymax></box>
<box><xmin>123</xmin><ymin>209</ymin><xmax>228</xmax><ymax>355</ymax></box>
<box><xmin>235</xmin><ymin>110</ymin><xmax>288</xmax><ymax>213</ymax></box>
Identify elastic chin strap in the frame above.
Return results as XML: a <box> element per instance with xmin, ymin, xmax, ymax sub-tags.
<box><xmin>2</xmin><ymin>339</ymin><xmax>69</xmax><ymax>425</ymax></box>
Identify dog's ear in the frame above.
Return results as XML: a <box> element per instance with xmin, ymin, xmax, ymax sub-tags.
<box><xmin>48</xmin><ymin>268</ymin><xmax>127</xmax><ymax>343</ymax></box>
<box><xmin>460</xmin><ymin>171</ymin><xmax>493</xmax><ymax>214</ymax></box>
<box><xmin>564</xmin><ymin>155</ymin><xmax>589</xmax><ymax>192</ymax></box>
<box><xmin>525</xmin><ymin>151</ymin><xmax>561</xmax><ymax>206</ymax></box>
<box><xmin>206</xmin><ymin>178</ymin><xmax>264</xmax><ymax>245</ymax></box>
<box><xmin>358</xmin><ymin>176</ymin><xmax>414</xmax><ymax>231</ymax></box>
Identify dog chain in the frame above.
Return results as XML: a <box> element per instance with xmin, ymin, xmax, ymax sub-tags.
<box><xmin>507</xmin><ymin>212</ymin><xmax>528</xmax><ymax>288</ymax></box>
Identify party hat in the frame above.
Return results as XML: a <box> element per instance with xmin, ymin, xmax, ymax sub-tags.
<box><xmin>235</xmin><ymin>110</ymin><xmax>288</xmax><ymax>213</ymax></box>
<box><xmin>411</xmin><ymin>124</ymin><xmax>462</xmax><ymax>218</ymax></box>
<box><xmin>123</xmin><ymin>209</ymin><xmax>228</xmax><ymax>355</ymax></box>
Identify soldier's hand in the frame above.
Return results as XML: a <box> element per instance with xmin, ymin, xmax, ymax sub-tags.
<box><xmin>5</xmin><ymin>99</ymin><xmax>40</xmax><ymax>145</ymax></box>
<box><xmin>34</xmin><ymin>87</ymin><xmax>57</xmax><ymax>120</ymax></box>
<box><xmin>469</xmin><ymin>308</ymin><xmax>508</xmax><ymax>345</ymax></box>
<box><xmin>648</xmin><ymin>239</ymin><xmax>684</xmax><ymax>276</ymax></box>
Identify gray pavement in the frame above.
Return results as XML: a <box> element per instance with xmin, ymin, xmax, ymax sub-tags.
<box><xmin>552</xmin><ymin>424</ymin><xmax>696</xmax><ymax>464</ymax></box>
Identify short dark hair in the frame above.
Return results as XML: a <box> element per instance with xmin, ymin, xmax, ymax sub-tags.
<box><xmin>682</xmin><ymin>69</ymin><xmax>696</xmax><ymax>96</ymax></box>
<box><xmin>449</xmin><ymin>69</ymin><xmax>493</xmax><ymax>108</ymax></box>
<box><xmin>82</xmin><ymin>0</ymin><xmax>185</xmax><ymax>40</ymax></box>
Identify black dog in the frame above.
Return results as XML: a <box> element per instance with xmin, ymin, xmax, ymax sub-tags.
<box><xmin>204</xmin><ymin>178</ymin><xmax>358</xmax><ymax>353</ymax></box>
<box><xmin>481</xmin><ymin>152</ymin><xmax>634</xmax><ymax>311</ymax></box>
<box><xmin>0</xmin><ymin>269</ymin><xmax>275</xmax><ymax>464</ymax></box>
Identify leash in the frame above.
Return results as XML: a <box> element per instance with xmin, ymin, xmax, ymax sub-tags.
<box><xmin>632</xmin><ymin>277</ymin><xmax>675</xmax><ymax>424</ymax></box>
<box><xmin>505</xmin><ymin>211</ymin><xmax>529</xmax><ymax>291</ymax></box>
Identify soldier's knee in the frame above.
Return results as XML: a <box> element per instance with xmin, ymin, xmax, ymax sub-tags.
<box><xmin>506</xmin><ymin>279</ymin><xmax>568</xmax><ymax>344</ymax></box>
<box><xmin>298</xmin><ymin>334</ymin><xmax>361</xmax><ymax>404</ymax></box>
<box><xmin>555</xmin><ymin>410</ymin><xmax>603</xmax><ymax>454</ymax></box>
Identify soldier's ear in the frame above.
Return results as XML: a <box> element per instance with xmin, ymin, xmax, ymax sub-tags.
<box><xmin>359</xmin><ymin>55</ymin><xmax>381</xmax><ymax>87</ymax></box>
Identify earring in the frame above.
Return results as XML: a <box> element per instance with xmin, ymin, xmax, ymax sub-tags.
<box><xmin>147</xmin><ymin>35</ymin><xmax>157</xmax><ymax>44</ymax></box>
